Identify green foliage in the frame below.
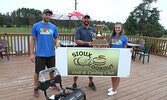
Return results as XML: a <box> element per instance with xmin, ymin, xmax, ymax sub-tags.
<box><xmin>0</xmin><ymin>7</ymin><xmax>116</xmax><ymax>34</ymax></box>
<box><xmin>161</xmin><ymin>35</ymin><xmax>167</xmax><ymax>38</ymax></box>
<box><xmin>124</xmin><ymin>0</ymin><xmax>163</xmax><ymax>37</ymax></box>
<box><xmin>102</xmin><ymin>24</ymin><xmax>109</xmax><ymax>32</ymax></box>
<box><xmin>0</xmin><ymin>8</ymin><xmax>42</xmax><ymax>27</ymax></box>
<box><xmin>2</xmin><ymin>5</ymin><xmax>164</xmax><ymax>38</ymax></box>
<box><xmin>151</xmin><ymin>31</ymin><xmax>163</xmax><ymax>38</ymax></box>
<box><xmin>163</xmin><ymin>29</ymin><xmax>167</xmax><ymax>35</ymax></box>
<box><xmin>144</xmin><ymin>40</ymin><xmax>153</xmax><ymax>47</ymax></box>
<box><xmin>0</xmin><ymin>13</ymin><xmax>4</xmax><ymax>27</ymax></box>
<box><xmin>124</xmin><ymin>13</ymin><xmax>137</xmax><ymax>35</ymax></box>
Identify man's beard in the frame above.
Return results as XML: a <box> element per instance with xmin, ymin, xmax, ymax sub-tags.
<box><xmin>43</xmin><ymin>18</ymin><xmax>50</xmax><ymax>22</ymax></box>
<box><xmin>83</xmin><ymin>21</ymin><xmax>89</xmax><ymax>26</ymax></box>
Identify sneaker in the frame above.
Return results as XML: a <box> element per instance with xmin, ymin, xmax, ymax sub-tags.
<box><xmin>51</xmin><ymin>85</ymin><xmax>60</xmax><ymax>91</ymax></box>
<box><xmin>33</xmin><ymin>88</ymin><xmax>39</xmax><ymax>97</ymax></box>
<box><xmin>88</xmin><ymin>82</ymin><xmax>96</xmax><ymax>91</ymax></box>
<box><xmin>108</xmin><ymin>87</ymin><xmax>113</xmax><ymax>92</ymax></box>
<box><xmin>108</xmin><ymin>91</ymin><xmax>117</xmax><ymax>96</ymax></box>
<box><xmin>49</xmin><ymin>95</ymin><xmax>55</xmax><ymax>99</ymax></box>
<box><xmin>72</xmin><ymin>83</ymin><xmax>77</xmax><ymax>88</ymax></box>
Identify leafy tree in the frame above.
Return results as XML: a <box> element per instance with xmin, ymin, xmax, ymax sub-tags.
<box><xmin>142</xmin><ymin>0</ymin><xmax>157</xmax><ymax>3</ymax></box>
<box><xmin>11</xmin><ymin>11</ymin><xmax>16</xmax><ymax>27</ymax></box>
<box><xmin>124</xmin><ymin>0</ymin><xmax>163</xmax><ymax>37</ymax></box>
<box><xmin>0</xmin><ymin>13</ymin><xmax>4</xmax><ymax>27</ymax></box>
<box><xmin>124</xmin><ymin>12</ymin><xmax>137</xmax><ymax>35</ymax></box>
<box><xmin>5</xmin><ymin>12</ymin><xmax>12</xmax><ymax>27</ymax></box>
<box><xmin>0</xmin><ymin>7</ymin><xmax>116</xmax><ymax>32</ymax></box>
<box><xmin>29</xmin><ymin>14</ymin><xmax>36</xmax><ymax>26</ymax></box>
<box><xmin>106</xmin><ymin>22</ymin><xmax>114</xmax><ymax>32</ymax></box>
<box><xmin>163</xmin><ymin>29</ymin><xmax>167</xmax><ymax>35</ymax></box>
<box><xmin>13</xmin><ymin>8</ymin><xmax>42</xmax><ymax>27</ymax></box>
<box><xmin>102</xmin><ymin>24</ymin><xmax>109</xmax><ymax>32</ymax></box>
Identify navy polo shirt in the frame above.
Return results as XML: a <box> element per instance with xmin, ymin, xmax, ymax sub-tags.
<box><xmin>75</xmin><ymin>25</ymin><xmax>95</xmax><ymax>47</ymax></box>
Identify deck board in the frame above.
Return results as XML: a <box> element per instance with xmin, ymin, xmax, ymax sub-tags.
<box><xmin>0</xmin><ymin>55</ymin><xmax>167</xmax><ymax>100</ymax></box>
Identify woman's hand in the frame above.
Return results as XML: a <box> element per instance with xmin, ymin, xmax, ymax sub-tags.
<box><xmin>131</xmin><ymin>48</ymin><xmax>133</xmax><ymax>53</ymax></box>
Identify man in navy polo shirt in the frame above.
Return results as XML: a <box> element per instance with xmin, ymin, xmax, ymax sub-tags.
<box><xmin>73</xmin><ymin>14</ymin><xmax>96</xmax><ymax>90</ymax></box>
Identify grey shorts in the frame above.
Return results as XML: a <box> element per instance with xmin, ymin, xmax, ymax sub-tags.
<box><xmin>35</xmin><ymin>56</ymin><xmax>55</xmax><ymax>73</ymax></box>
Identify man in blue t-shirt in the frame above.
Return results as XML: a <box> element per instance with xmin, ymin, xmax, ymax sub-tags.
<box><xmin>73</xmin><ymin>14</ymin><xmax>96</xmax><ymax>91</ymax></box>
<box><xmin>30</xmin><ymin>9</ymin><xmax>60</xmax><ymax>97</ymax></box>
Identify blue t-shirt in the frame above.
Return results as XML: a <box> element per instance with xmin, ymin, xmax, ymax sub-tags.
<box><xmin>110</xmin><ymin>35</ymin><xmax>128</xmax><ymax>48</ymax></box>
<box><xmin>31</xmin><ymin>22</ymin><xmax>59</xmax><ymax>57</ymax></box>
<box><xmin>75</xmin><ymin>25</ymin><xmax>95</xmax><ymax>47</ymax></box>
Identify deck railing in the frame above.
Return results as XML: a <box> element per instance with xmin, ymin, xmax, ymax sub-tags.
<box><xmin>0</xmin><ymin>34</ymin><xmax>31</xmax><ymax>56</ymax></box>
<box><xmin>127</xmin><ymin>35</ymin><xmax>167</xmax><ymax>57</ymax></box>
<box><xmin>0</xmin><ymin>34</ymin><xmax>166</xmax><ymax>57</ymax></box>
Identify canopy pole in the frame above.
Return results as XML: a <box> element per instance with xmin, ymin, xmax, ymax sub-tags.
<box><xmin>69</xmin><ymin>16</ymin><xmax>71</xmax><ymax>42</ymax></box>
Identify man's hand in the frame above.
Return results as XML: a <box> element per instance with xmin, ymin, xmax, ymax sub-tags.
<box><xmin>30</xmin><ymin>55</ymin><xmax>35</xmax><ymax>63</ymax></box>
<box><xmin>55</xmin><ymin>44</ymin><xmax>60</xmax><ymax>48</ymax></box>
<box><xmin>88</xmin><ymin>42</ymin><xmax>93</xmax><ymax>47</ymax></box>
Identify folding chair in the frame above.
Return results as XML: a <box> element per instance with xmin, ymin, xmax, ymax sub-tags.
<box><xmin>0</xmin><ymin>39</ymin><xmax>9</xmax><ymax>60</ymax></box>
<box><xmin>133</xmin><ymin>45</ymin><xmax>152</xmax><ymax>64</ymax></box>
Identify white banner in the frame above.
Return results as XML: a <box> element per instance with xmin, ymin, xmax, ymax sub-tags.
<box><xmin>56</xmin><ymin>47</ymin><xmax>131</xmax><ymax>77</ymax></box>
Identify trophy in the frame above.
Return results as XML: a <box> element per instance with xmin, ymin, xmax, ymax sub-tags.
<box><xmin>95</xmin><ymin>24</ymin><xmax>103</xmax><ymax>37</ymax></box>
<box><xmin>92</xmin><ymin>24</ymin><xmax>108</xmax><ymax>48</ymax></box>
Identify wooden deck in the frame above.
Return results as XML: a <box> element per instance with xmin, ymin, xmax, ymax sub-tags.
<box><xmin>0</xmin><ymin>55</ymin><xmax>167</xmax><ymax>100</ymax></box>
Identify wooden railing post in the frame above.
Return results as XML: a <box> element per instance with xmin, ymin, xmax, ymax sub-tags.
<box><xmin>28</xmin><ymin>36</ymin><xmax>30</xmax><ymax>55</ymax></box>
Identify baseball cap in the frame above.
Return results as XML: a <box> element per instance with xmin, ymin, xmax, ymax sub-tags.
<box><xmin>83</xmin><ymin>14</ymin><xmax>90</xmax><ymax>19</ymax></box>
<box><xmin>43</xmin><ymin>9</ymin><xmax>53</xmax><ymax>14</ymax></box>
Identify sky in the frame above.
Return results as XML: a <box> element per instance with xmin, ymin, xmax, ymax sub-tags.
<box><xmin>0</xmin><ymin>0</ymin><xmax>167</xmax><ymax>28</ymax></box>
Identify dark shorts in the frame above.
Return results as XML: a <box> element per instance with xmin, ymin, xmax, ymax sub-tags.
<box><xmin>35</xmin><ymin>56</ymin><xmax>55</xmax><ymax>73</ymax></box>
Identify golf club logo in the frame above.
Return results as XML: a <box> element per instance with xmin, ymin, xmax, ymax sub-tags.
<box><xmin>73</xmin><ymin>57</ymin><xmax>91</xmax><ymax>66</ymax></box>
<box><xmin>72</xmin><ymin>51</ymin><xmax>92</xmax><ymax>66</ymax></box>
<box><xmin>93</xmin><ymin>55</ymin><xmax>106</xmax><ymax>66</ymax></box>
<box><xmin>72</xmin><ymin>51</ymin><xmax>114</xmax><ymax>70</ymax></box>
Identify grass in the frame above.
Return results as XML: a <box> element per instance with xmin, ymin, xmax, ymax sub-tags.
<box><xmin>161</xmin><ymin>35</ymin><xmax>167</xmax><ymax>38</ymax></box>
<box><xmin>0</xmin><ymin>27</ymin><xmax>32</xmax><ymax>34</ymax></box>
<box><xmin>0</xmin><ymin>27</ymin><xmax>75</xmax><ymax>34</ymax></box>
<box><xmin>0</xmin><ymin>27</ymin><xmax>113</xmax><ymax>34</ymax></box>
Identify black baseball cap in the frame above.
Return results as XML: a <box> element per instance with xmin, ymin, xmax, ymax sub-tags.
<box><xmin>43</xmin><ymin>9</ymin><xmax>53</xmax><ymax>14</ymax></box>
<box><xmin>83</xmin><ymin>14</ymin><xmax>90</xmax><ymax>19</ymax></box>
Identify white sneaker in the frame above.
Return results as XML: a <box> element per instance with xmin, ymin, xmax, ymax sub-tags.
<box><xmin>108</xmin><ymin>87</ymin><xmax>113</xmax><ymax>92</ymax></box>
<box><xmin>108</xmin><ymin>91</ymin><xmax>117</xmax><ymax>96</ymax></box>
<box><xmin>49</xmin><ymin>95</ymin><xmax>55</xmax><ymax>99</ymax></box>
